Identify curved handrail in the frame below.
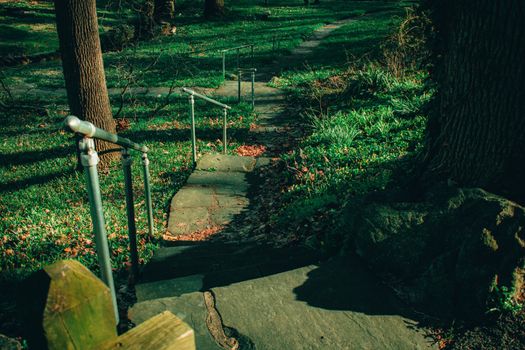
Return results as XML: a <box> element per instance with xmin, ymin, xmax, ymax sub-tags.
<box><xmin>65</xmin><ymin>115</ymin><xmax>149</xmax><ymax>153</ymax></box>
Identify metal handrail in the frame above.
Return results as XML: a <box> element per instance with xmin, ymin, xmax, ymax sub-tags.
<box><xmin>64</xmin><ymin>115</ymin><xmax>155</xmax><ymax>324</ymax></box>
<box><xmin>182</xmin><ymin>88</ymin><xmax>231</xmax><ymax>110</ymax></box>
<box><xmin>181</xmin><ymin>88</ymin><xmax>231</xmax><ymax>164</ymax></box>
<box><xmin>65</xmin><ymin>116</ymin><xmax>149</xmax><ymax>153</ymax></box>
<box><xmin>221</xmin><ymin>44</ymin><xmax>253</xmax><ymax>53</ymax></box>
<box><xmin>236</xmin><ymin>68</ymin><xmax>257</xmax><ymax>109</ymax></box>
<box><xmin>220</xmin><ymin>44</ymin><xmax>255</xmax><ymax>79</ymax></box>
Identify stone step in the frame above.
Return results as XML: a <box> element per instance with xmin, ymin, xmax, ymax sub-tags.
<box><xmin>166</xmin><ymin>156</ymin><xmax>272</xmax><ymax>238</ymax></box>
<box><xmin>140</xmin><ymin>242</ymin><xmax>264</xmax><ymax>281</ymax></box>
<box><xmin>186</xmin><ymin>171</ymin><xmax>249</xmax><ymax>195</ymax></box>
<box><xmin>136</xmin><ymin>253</ymin><xmax>322</xmax><ymax>301</ymax></box>
<box><xmin>130</xmin><ymin>256</ymin><xmax>435</xmax><ymax>350</ymax></box>
<box><xmin>195</xmin><ymin>154</ymin><xmax>269</xmax><ymax>173</ymax></box>
<box><xmin>137</xmin><ymin>244</ymin><xmax>322</xmax><ymax>301</ymax></box>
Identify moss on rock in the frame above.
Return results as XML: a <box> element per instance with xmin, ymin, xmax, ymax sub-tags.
<box><xmin>342</xmin><ymin>185</ymin><xmax>525</xmax><ymax>320</ymax></box>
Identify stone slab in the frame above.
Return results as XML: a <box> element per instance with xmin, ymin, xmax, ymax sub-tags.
<box><xmin>196</xmin><ymin>154</ymin><xmax>257</xmax><ymax>173</ymax></box>
<box><xmin>210</xmin><ymin>257</ymin><xmax>435</xmax><ymax>350</ymax></box>
<box><xmin>170</xmin><ymin>187</ymin><xmax>216</xmax><ymax>208</ymax></box>
<box><xmin>187</xmin><ymin>171</ymin><xmax>249</xmax><ymax>194</ymax></box>
<box><xmin>167</xmin><ymin>207</ymin><xmax>210</xmax><ymax>235</ymax></box>
<box><xmin>136</xmin><ymin>274</ymin><xmax>204</xmax><ymax>302</ymax></box>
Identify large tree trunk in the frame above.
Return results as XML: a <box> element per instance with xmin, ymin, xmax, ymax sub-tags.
<box><xmin>423</xmin><ymin>0</ymin><xmax>525</xmax><ymax>203</ymax></box>
<box><xmin>154</xmin><ymin>0</ymin><xmax>174</xmax><ymax>22</ymax></box>
<box><xmin>54</xmin><ymin>0</ymin><xmax>117</xmax><ymax>169</ymax></box>
<box><xmin>204</xmin><ymin>0</ymin><xmax>224</xmax><ymax>18</ymax></box>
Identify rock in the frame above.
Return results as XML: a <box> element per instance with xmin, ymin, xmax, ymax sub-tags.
<box><xmin>0</xmin><ymin>334</ymin><xmax>21</xmax><ymax>350</ymax></box>
<box><xmin>343</xmin><ymin>185</ymin><xmax>525</xmax><ymax>320</ymax></box>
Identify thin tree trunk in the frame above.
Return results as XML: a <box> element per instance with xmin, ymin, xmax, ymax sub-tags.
<box><xmin>423</xmin><ymin>0</ymin><xmax>525</xmax><ymax>202</ymax></box>
<box><xmin>54</xmin><ymin>0</ymin><xmax>117</xmax><ymax>169</ymax></box>
<box><xmin>154</xmin><ymin>0</ymin><xmax>174</xmax><ymax>22</ymax></box>
<box><xmin>204</xmin><ymin>0</ymin><xmax>224</xmax><ymax>18</ymax></box>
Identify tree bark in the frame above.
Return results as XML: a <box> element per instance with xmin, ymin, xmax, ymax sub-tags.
<box><xmin>423</xmin><ymin>0</ymin><xmax>525</xmax><ymax>202</ymax></box>
<box><xmin>204</xmin><ymin>0</ymin><xmax>224</xmax><ymax>18</ymax></box>
<box><xmin>54</xmin><ymin>0</ymin><xmax>117</xmax><ymax>169</ymax></box>
<box><xmin>154</xmin><ymin>0</ymin><xmax>175</xmax><ymax>22</ymax></box>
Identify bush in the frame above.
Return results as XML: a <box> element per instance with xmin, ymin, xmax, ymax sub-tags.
<box><xmin>381</xmin><ymin>6</ymin><xmax>433</xmax><ymax>77</ymax></box>
<box><xmin>100</xmin><ymin>24</ymin><xmax>135</xmax><ymax>52</ymax></box>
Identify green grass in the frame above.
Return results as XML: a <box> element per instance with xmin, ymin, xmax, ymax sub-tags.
<box><xmin>0</xmin><ymin>1</ymin><xmax>58</xmax><ymax>57</ymax></box>
<box><xmin>2</xmin><ymin>0</ymin><xmax>406</xmax><ymax>89</ymax></box>
<box><xmin>262</xmin><ymin>7</ymin><xmax>432</xmax><ymax>251</ymax></box>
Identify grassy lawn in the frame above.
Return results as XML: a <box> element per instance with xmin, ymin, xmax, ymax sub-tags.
<box><xmin>2</xmin><ymin>0</ymin><xmax>403</xmax><ymax>89</ymax></box>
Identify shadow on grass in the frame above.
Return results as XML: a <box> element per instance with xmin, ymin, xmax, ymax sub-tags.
<box><xmin>0</xmin><ymin>146</ymin><xmax>74</xmax><ymax>167</ymax></box>
<box><xmin>0</xmin><ymin>168</ymin><xmax>76</xmax><ymax>193</ymax></box>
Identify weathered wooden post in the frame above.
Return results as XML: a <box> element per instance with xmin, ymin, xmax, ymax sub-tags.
<box><xmin>21</xmin><ymin>260</ymin><xmax>118</xmax><ymax>349</ymax></box>
<box><xmin>20</xmin><ymin>260</ymin><xmax>196</xmax><ymax>350</ymax></box>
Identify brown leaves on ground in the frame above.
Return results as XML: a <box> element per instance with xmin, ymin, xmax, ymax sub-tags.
<box><xmin>163</xmin><ymin>226</ymin><xmax>223</xmax><ymax>242</ymax></box>
<box><xmin>235</xmin><ymin>144</ymin><xmax>267</xmax><ymax>157</ymax></box>
<box><xmin>115</xmin><ymin>118</ymin><xmax>131</xmax><ymax>132</ymax></box>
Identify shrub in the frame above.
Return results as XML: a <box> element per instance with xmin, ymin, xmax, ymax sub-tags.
<box><xmin>381</xmin><ymin>6</ymin><xmax>433</xmax><ymax>77</ymax></box>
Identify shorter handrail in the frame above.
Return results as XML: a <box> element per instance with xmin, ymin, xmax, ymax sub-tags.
<box><xmin>64</xmin><ymin>115</ymin><xmax>155</xmax><ymax>324</ymax></box>
<box><xmin>220</xmin><ymin>44</ymin><xmax>255</xmax><ymax>79</ymax></box>
<box><xmin>65</xmin><ymin>116</ymin><xmax>149</xmax><ymax>153</ymax></box>
<box><xmin>236</xmin><ymin>68</ymin><xmax>257</xmax><ymax>109</ymax></box>
<box><xmin>181</xmin><ymin>88</ymin><xmax>232</xmax><ymax>164</ymax></box>
<box><xmin>182</xmin><ymin>88</ymin><xmax>231</xmax><ymax>110</ymax></box>
<box><xmin>220</xmin><ymin>44</ymin><xmax>253</xmax><ymax>53</ymax></box>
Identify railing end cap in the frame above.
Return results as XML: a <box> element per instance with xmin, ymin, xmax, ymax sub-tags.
<box><xmin>64</xmin><ymin>115</ymin><xmax>80</xmax><ymax>131</ymax></box>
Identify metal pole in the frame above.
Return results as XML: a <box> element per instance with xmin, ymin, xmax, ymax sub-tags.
<box><xmin>222</xmin><ymin>51</ymin><xmax>226</xmax><ymax>80</ymax></box>
<box><xmin>251</xmin><ymin>70</ymin><xmax>256</xmax><ymax>110</ymax></box>
<box><xmin>251</xmin><ymin>45</ymin><xmax>254</xmax><ymax>66</ymax></box>
<box><xmin>238</xmin><ymin>70</ymin><xmax>242</xmax><ymax>103</ymax></box>
<box><xmin>142</xmin><ymin>153</ymin><xmax>154</xmax><ymax>239</ymax></box>
<box><xmin>236</xmin><ymin>48</ymin><xmax>240</xmax><ymax>69</ymax></box>
<box><xmin>223</xmin><ymin>107</ymin><xmax>227</xmax><ymax>154</ymax></box>
<box><xmin>121</xmin><ymin>148</ymin><xmax>139</xmax><ymax>280</ymax></box>
<box><xmin>189</xmin><ymin>94</ymin><xmax>197</xmax><ymax>165</ymax></box>
<box><xmin>79</xmin><ymin>137</ymin><xmax>119</xmax><ymax>324</ymax></box>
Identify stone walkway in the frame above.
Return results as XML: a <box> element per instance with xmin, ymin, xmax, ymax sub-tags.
<box><xmin>131</xmin><ymin>17</ymin><xmax>437</xmax><ymax>350</ymax></box>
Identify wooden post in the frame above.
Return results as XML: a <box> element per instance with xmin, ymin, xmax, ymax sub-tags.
<box><xmin>20</xmin><ymin>260</ymin><xmax>195</xmax><ymax>350</ymax></box>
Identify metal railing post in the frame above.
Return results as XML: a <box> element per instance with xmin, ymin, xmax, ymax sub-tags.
<box><xmin>79</xmin><ymin>137</ymin><xmax>119</xmax><ymax>324</ymax></box>
<box><xmin>121</xmin><ymin>148</ymin><xmax>139</xmax><ymax>280</ymax></box>
<box><xmin>238</xmin><ymin>70</ymin><xmax>242</xmax><ymax>103</ymax></box>
<box><xmin>189</xmin><ymin>94</ymin><xmax>197</xmax><ymax>165</ymax></box>
<box><xmin>142</xmin><ymin>153</ymin><xmax>154</xmax><ymax>238</ymax></box>
<box><xmin>251</xmin><ymin>69</ymin><xmax>256</xmax><ymax>110</ymax></box>
<box><xmin>222</xmin><ymin>51</ymin><xmax>226</xmax><ymax>80</ymax></box>
<box><xmin>223</xmin><ymin>107</ymin><xmax>228</xmax><ymax>154</ymax></box>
